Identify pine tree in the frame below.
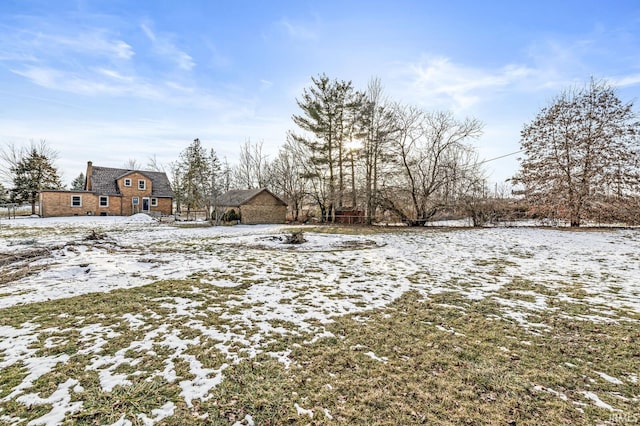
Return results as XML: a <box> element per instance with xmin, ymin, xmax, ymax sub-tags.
<box><xmin>11</xmin><ymin>147</ymin><xmax>63</xmax><ymax>214</ymax></box>
<box><xmin>70</xmin><ymin>172</ymin><xmax>85</xmax><ymax>190</ymax></box>
<box><xmin>178</xmin><ymin>138</ymin><xmax>211</xmax><ymax>220</ymax></box>
<box><xmin>207</xmin><ymin>148</ymin><xmax>222</xmax><ymax>222</ymax></box>
<box><xmin>0</xmin><ymin>182</ymin><xmax>8</xmax><ymax>203</ymax></box>
<box><xmin>291</xmin><ymin>74</ymin><xmax>363</xmax><ymax>221</ymax></box>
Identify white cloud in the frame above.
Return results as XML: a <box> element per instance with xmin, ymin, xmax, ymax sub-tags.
<box><xmin>611</xmin><ymin>73</ymin><xmax>640</xmax><ymax>87</ymax></box>
<box><xmin>403</xmin><ymin>56</ymin><xmax>536</xmax><ymax>110</ymax></box>
<box><xmin>278</xmin><ymin>18</ymin><xmax>318</xmax><ymax>40</ymax></box>
<box><xmin>259</xmin><ymin>79</ymin><xmax>274</xmax><ymax>91</ymax></box>
<box><xmin>96</xmin><ymin>68</ymin><xmax>134</xmax><ymax>82</ymax></box>
<box><xmin>7</xmin><ymin>30</ymin><xmax>135</xmax><ymax>62</ymax></box>
<box><xmin>111</xmin><ymin>40</ymin><xmax>135</xmax><ymax>60</ymax></box>
<box><xmin>140</xmin><ymin>22</ymin><xmax>195</xmax><ymax>71</ymax></box>
<box><xmin>12</xmin><ymin>66</ymin><xmax>160</xmax><ymax>98</ymax></box>
<box><xmin>202</xmin><ymin>39</ymin><xmax>231</xmax><ymax>70</ymax></box>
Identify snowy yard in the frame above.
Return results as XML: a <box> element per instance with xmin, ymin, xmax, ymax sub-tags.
<box><xmin>0</xmin><ymin>216</ymin><xmax>638</xmax><ymax>424</ymax></box>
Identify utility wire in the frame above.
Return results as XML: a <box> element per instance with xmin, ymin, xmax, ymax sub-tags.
<box><xmin>476</xmin><ymin>149</ymin><xmax>523</xmax><ymax>166</ymax></box>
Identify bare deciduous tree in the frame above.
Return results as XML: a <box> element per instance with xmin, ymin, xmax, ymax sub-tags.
<box><xmin>513</xmin><ymin>79</ymin><xmax>640</xmax><ymax>226</ymax></box>
<box><xmin>146</xmin><ymin>154</ymin><xmax>165</xmax><ymax>172</ymax></box>
<box><xmin>379</xmin><ymin>107</ymin><xmax>484</xmax><ymax>225</ymax></box>
<box><xmin>124</xmin><ymin>158</ymin><xmax>141</xmax><ymax>170</ymax></box>
<box><xmin>269</xmin><ymin>137</ymin><xmax>308</xmax><ymax>221</ymax></box>
<box><xmin>357</xmin><ymin>77</ymin><xmax>397</xmax><ymax>224</ymax></box>
<box><xmin>233</xmin><ymin>139</ymin><xmax>269</xmax><ymax>190</ymax></box>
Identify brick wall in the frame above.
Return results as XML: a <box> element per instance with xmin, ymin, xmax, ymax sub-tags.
<box><xmin>40</xmin><ymin>191</ymin><xmax>100</xmax><ymax>217</ymax></box>
<box><xmin>40</xmin><ymin>189</ymin><xmax>172</xmax><ymax>217</ymax></box>
<box><xmin>153</xmin><ymin>197</ymin><xmax>173</xmax><ymax>216</ymax></box>
<box><xmin>239</xmin><ymin>192</ymin><xmax>287</xmax><ymax>224</ymax></box>
<box><xmin>119</xmin><ymin>172</ymin><xmax>152</xmax><ymax>216</ymax></box>
<box><xmin>115</xmin><ymin>173</ymin><xmax>171</xmax><ymax>216</ymax></box>
<box><xmin>240</xmin><ymin>205</ymin><xmax>287</xmax><ymax>224</ymax></box>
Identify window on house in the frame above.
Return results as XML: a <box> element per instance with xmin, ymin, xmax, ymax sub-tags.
<box><xmin>99</xmin><ymin>196</ymin><xmax>109</xmax><ymax>207</ymax></box>
<box><xmin>71</xmin><ymin>195</ymin><xmax>82</xmax><ymax>207</ymax></box>
<box><xmin>124</xmin><ymin>178</ymin><xmax>132</xmax><ymax>187</ymax></box>
<box><xmin>132</xmin><ymin>197</ymin><xmax>139</xmax><ymax>206</ymax></box>
<box><xmin>151</xmin><ymin>198</ymin><xmax>158</xmax><ymax>207</ymax></box>
<box><xmin>138</xmin><ymin>179</ymin><xmax>146</xmax><ymax>190</ymax></box>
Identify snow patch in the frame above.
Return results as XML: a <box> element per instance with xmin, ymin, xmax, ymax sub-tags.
<box><xmin>16</xmin><ymin>379</ymin><xmax>83</xmax><ymax>426</ymax></box>
<box><xmin>582</xmin><ymin>391</ymin><xmax>618</xmax><ymax>411</ymax></box>
<box><xmin>364</xmin><ymin>351</ymin><xmax>388</xmax><ymax>363</ymax></box>
<box><xmin>532</xmin><ymin>385</ymin><xmax>568</xmax><ymax>401</ymax></box>
<box><xmin>232</xmin><ymin>414</ymin><xmax>255</xmax><ymax>426</ymax></box>
<box><xmin>179</xmin><ymin>356</ymin><xmax>228</xmax><ymax>408</ymax></box>
<box><xmin>595</xmin><ymin>371</ymin><xmax>624</xmax><ymax>385</ymax></box>
<box><xmin>137</xmin><ymin>402</ymin><xmax>175</xmax><ymax>426</ymax></box>
<box><xmin>294</xmin><ymin>403</ymin><xmax>314</xmax><ymax>418</ymax></box>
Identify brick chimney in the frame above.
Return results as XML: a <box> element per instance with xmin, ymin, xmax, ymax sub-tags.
<box><xmin>86</xmin><ymin>161</ymin><xmax>93</xmax><ymax>191</ymax></box>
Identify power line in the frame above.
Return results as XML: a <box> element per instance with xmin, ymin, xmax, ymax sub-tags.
<box><xmin>477</xmin><ymin>149</ymin><xmax>523</xmax><ymax>166</ymax></box>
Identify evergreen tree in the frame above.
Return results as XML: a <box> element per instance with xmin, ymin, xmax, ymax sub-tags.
<box><xmin>0</xmin><ymin>182</ymin><xmax>8</xmax><ymax>203</ymax></box>
<box><xmin>207</xmin><ymin>148</ymin><xmax>223</xmax><ymax>222</ymax></box>
<box><xmin>11</xmin><ymin>146</ymin><xmax>63</xmax><ymax>214</ymax></box>
<box><xmin>178</xmin><ymin>138</ymin><xmax>211</xmax><ymax>220</ymax></box>
<box><xmin>70</xmin><ymin>172</ymin><xmax>85</xmax><ymax>190</ymax></box>
<box><xmin>291</xmin><ymin>74</ymin><xmax>363</xmax><ymax>221</ymax></box>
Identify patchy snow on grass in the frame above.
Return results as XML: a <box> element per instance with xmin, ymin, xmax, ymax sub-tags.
<box><xmin>582</xmin><ymin>391</ymin><xmax>619</xmax><ymax>411</ymax></box>
<box><xmin>232</xmin><ymin>414</ymin><xmax>255</xmax><ymax>426</ymax></box>
<box><xmin>16</xmin><ymin>379</ymin><xmax>82</xmax><ymax>426</ymax></box>
<box><xmin>1</xmin><ymin>217</ymin><xmax>639</xmax><ymax>422</ymax></box>
<box><xmin>136</xmin><ymin>401</ymin><xmax>175</xmax><ymax>426</ymax></box>
<box><xmin>595</xmin><ymin>371</ymin><xmax>624</xmax><ymax>385</ymax></box>
<box><xmin>0</xmin><ymin>323</ymin><xmax>70</xmax><ymax>402</ymax></box>
<box><xmin>533</xmin><ymin>385</ymin><xmax>569</xmax><ymax>401</ymax></box>
<box><xmin>294</xmin><ymin>402</ymin><xmax>314</xmax><ymax>418</ymax></box>
<box><xmin>364</xmin><ymin>351</ymin><xmax>388</xmax><ymax>363</ymax></box>
<box><xmin>178</xmin><ymin>356</ymin><xmax>227</xmax><ymax>408</ymax></box>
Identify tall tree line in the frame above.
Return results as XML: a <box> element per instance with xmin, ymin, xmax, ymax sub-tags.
<box><xmin>282</xmin><ymin>74</ymin><xmax>485</xmax><ymax>224</ymax></box>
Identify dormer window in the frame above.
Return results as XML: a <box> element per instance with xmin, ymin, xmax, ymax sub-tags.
<box><xmin>138</xmin><ymin>180</ymin><xmax>146</xmax><ymax>190</ymax></box>
<box><xmin>124</xmin><ymin>178</ymin><xmax>132</xmax><ymax>187</ymax></box>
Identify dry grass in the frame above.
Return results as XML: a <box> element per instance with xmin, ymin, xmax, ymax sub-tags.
<box><xmin>0</xmin><ymin>277</ymin><xmax>637</xmax><ymax>425</ymax></box>
<box><xmin>0</xmin><ymin>224</ymin><xmax>638</xmax><ymax>425</ymax></box>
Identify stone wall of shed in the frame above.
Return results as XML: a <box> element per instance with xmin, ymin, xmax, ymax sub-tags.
<box><xmin>240</xmin><ymin>204</ymin><xmax>287</xmax><ymax>224</ymax></box>
<box><xmin>237</xmin><ymin>192</ymin><xmax>286</xmax><ymax>224</ymax></box>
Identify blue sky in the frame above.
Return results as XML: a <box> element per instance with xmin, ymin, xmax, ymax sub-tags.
<box><xmin>1</xmin><ymin>0</ymin><xmax>639</xmax><ymax>187</ymax></box>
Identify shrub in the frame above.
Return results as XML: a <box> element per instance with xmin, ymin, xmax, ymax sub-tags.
<box><xmin>222</xmin><ymin>209</ymin><xmax>240</xmax><ymax>222</ymax></box>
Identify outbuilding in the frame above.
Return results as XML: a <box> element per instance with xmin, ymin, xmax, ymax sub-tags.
<box><xmin>216</xmin><ymin>188</ymin><xmax>287</xmax><ymax>224</ymax></box>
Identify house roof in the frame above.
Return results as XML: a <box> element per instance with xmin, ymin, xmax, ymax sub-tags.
<box><xmin>90</xmin><ymin>166</ymin><xmax>174</xmax><ymax>197</ymax></box>
<box><xmin>216</xmin><ymin>188</ymin><xmax>287</xmax><ymax>207</ymax></box>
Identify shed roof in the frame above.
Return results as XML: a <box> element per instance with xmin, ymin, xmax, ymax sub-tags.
<box><xmin>90</xmin><ymin>166</ymin><xmax>174</xmax><ymax>197</ymax></box>
<box><xmin>216</xmin><ymin>188</ymin><xmax>286</xmax><ymax>207</ymax></box>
